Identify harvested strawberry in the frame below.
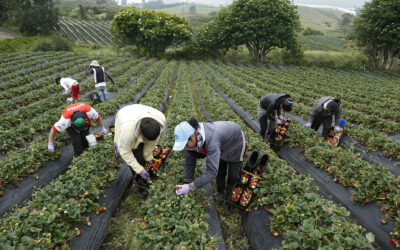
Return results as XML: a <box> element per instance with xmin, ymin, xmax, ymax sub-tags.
<box><xmin>176</xmin><ymin>187</ymin><xmax>181</xmax><ymax>191</ymax></box>
<box><xmin>140</xmin><ymin>219</ymin><xmax>147</xmax><ymax>229</ymax></box>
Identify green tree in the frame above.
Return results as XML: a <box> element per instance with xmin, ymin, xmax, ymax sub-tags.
<box><xmin>189</xmin><ymin>5</ymin><xmax>197</xmax><ymax>15</ymax></box>
<box><xmin>18</xmin><ymin>0</ymin><xmax>58</xmax><ymax>36</ymax></box>
<box><xmin>78</xmin><ymin>4</ymin><xmax>87</xmax><ymax>20</ymax></box>
<box><xmin>354</xmin><ymin>0</ymin><xmax>400</xmax><ymax>70</ymax></box>
<box><xmin>110</xmin><ymin>7</ymin><xmax>192</xmax><ymax>56</ymax></box>
<box><xmin>339</xmin><ymin>13</ymin><xmax>355</xmax><ymax>39</ymax></box>
<box><xmin>197</xmin><ymin>0</ymin><xmax>301</xmax><ymax>62</ymax></box>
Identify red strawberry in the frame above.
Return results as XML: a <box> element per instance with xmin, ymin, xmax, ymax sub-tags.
<box><xmin>99</xmin><ymin>207</ymin><xmax>104</xmax><ymax>213</ymax></box>
<box><xmin>0</xmin><ymin>192</ymin><xmax>3</xmax><ymax>197</ymax></box>
<box><xmin>350</xmin><ymin>199</ymin><xmax>353</xmax><ymax>202</ymax></box>
<box><xmin>0</xmin><ymin>182</ymin><xmax>3</xmax><ymax>186</ymax></box>
<box><xmin>381</xmin><ymin>219</ymin><xmax>386</xmax><ymax>224</ymax></box>
<box><xmin>77</xmin><ymin>230</ymin><xmax>82</xmax><ymax>236</ymax></box>
<box><xmin>390</xmin><ymin>238</ymin><xmax>397</xmax><ymax>245</ymax></box>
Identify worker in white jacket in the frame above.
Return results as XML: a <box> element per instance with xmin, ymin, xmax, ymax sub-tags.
<box><xmin>114</xmin><ymin>104</ymin><xmax>166</xmax><ymax>186</ymax></box>
<box><xmin>55</xmin><ymin>77</ymin><xmax>80</xmax><ymax>101</ymax></box>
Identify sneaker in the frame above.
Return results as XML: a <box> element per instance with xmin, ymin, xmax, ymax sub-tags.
<box><xmin>215</xmin><ymin>192</ymin><xmax>224</xmax><ymax>202</ymax></box>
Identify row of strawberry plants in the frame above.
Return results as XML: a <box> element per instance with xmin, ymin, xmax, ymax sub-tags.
<box><xmin>69</xmin><ymin>20</ymin><xmax>111</xmax><ymax>46</ymax></box>
<box><xmin>61</xmin><ymin>20</ymin><xmax>94</xmax><ymax>45</ymax></box>
<box><xmin>191</xmin><ymin>61</ymin><xmax>374</xmax><ymax>249</ymax></box>
<box><xmin>199</xmin><ymin>62</ymin><xmax>400</xmax><ymax>244</ymax></box>
<box><xmin>0</xmin><ymin>58</ymin><xmax>91</xmax><ymax>103</ymax></box>
<box><xmin>132</xmin><ymin>62</ymin><xmax>216</xmax><ymax>248</ymax></box>
<box><xmin>252</xmin><ymin>64</ymin><xmax>400</xmax><ymax>122</ymax></box>
<box><xmin>139</xmin><ymin>60</ymin><xmax>177</xmax><ymax>109</ymax></box>
<box><xmin>0</xmin><ymin>54</ymin><xmax>88</xmax><ymax>86</ymax></box>
<box><xmin>222</xmin><ymin>63</ymin><xmax>400</xmax><ymax>133</ymax></box>
<box><xmin>0</xmin><ymin>52</ymin><xmax>51</xmax><ymax>68</ymax></box>
<box><xmin>0</xmin><ymin>58</ymin><xmax>161</xmax><ymax>188</ymax></box>
<box><xmin>0</xmin><ymin>56</ymin><xmax>124</xmax><ymax>129</ymax></box>
<box><xmin>214</xmin><ymin>62</ymin><xmax>400</xmax><ymax>160</ymax></box>
<box><xmin>0</xmin><ymin>52</ymin><xmax>65</xmax><ymax>77</ymax></box>
<box><xmin>290</xmin><ymin>65</ymin><xmax>400</xmax><ymax>108</ymax></box>
<box><xmin>0</xmin><ymin>137</ymin><xmax>122</xmax><ymax>248</ymax></box>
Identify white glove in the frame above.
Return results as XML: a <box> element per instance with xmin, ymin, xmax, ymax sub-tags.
<box><xmin>304</xmin><ymin>122</ymin><xmax>312</xmax><ymax>128</ymax></box>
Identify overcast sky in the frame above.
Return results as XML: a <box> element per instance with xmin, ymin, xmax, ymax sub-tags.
<box><xmin>126</xmin><ymin>0</ymin><xmax>369</xmax><ymax>10</ymax></box>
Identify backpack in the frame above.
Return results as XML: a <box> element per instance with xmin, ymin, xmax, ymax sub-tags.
<box><xmin>88</xmin><ymin>92</ymin><xmax>100</xmax><ymax>103</ymax></box>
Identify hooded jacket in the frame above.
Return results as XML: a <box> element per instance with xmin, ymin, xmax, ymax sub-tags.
<box><xmin>257</xmin><ymin>93</ymin><xmax>290</xmax><ymax>120</ymax></box>
<box><xmin>183</xmin><ymin>121</ymin><xmax>246</xmax><ymax>190</ymax></box>
<box><xmin>308</xmin><ymin>96</ymin><xmax>343</xmax><ymax>125</ymax></box>
<box><xmin>114</xmin><ymin>104</ymin><xmax>166</xmax><ymax>174</ymax></box>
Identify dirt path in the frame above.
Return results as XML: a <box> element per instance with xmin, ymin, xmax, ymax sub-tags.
<box><xmin>0</xmin><ymin>27</ymin><xmax>21</xmax><ymax>39</ymax></box>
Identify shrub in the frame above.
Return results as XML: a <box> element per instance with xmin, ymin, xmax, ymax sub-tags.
<box><xmin>31</xmin><ymin>40</ymin><xmax>53</xmax><ymax>52</ymax></box>
<box><xmin>302</xmin><ymin>27</ymin><xmax>324</xmax><ymax>36</ymax></box>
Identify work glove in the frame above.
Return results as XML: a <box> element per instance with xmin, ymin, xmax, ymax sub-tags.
<box><xmin>278</xmin><ymin>115</ymin><xmax>286</xmax><ymax>122</ymax></box>
<box><xmin>276</xmin><ymin>119</ymin><xmax>283</xmax><ymax>125</ymax></box>
<box><xmin>176</xmin><ymin>184</ymin><xmax>191</xmax><ymax>195</ymax></box>
<box><xmin>113</xmin><ymin>143</ymin><xmax>120</xmax><ymax>156</ymax></box>
<box><xmin>139</xmin><ymin>169</ymin><xmax>150</xmax><ymax>181</ymax></box>
<box><xmin>48</xmin><ymin>142</ymin><xmax>55</xmax><ymax>152</ymax></box>
<box><xmin>101</xmin><ymin>127</ymin><xmax>107</xmax><ymax>135</ymax></box>
<box><xmin>334</xmin><ymin>126</ymin><xmax>342</xmax><ymax>133</ymax></box>
<box><xmin>304</xmin><ymin>122</ymin><xmax>312</xmax><ymax>128</ymax></box>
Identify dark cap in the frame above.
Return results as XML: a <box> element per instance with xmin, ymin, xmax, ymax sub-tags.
<box><xmin>71</xmin><ymin>111</ymin><xmax>86</xmax><ymax>129</ymax></box>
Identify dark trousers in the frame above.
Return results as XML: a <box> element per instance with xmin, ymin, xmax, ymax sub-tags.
<box><xmin>259</xmin><ymin>115</ymin><xmax>275</xmax><ymax>138</ymax></box>
<box><xmin>66</xmin><ymin>125</ymin><xmax>90</xmax><ymax>156</ymax></box>
<box><xmin>311</xmin><ymin>115</ymin><xmax>333</xmax><ymax>138</ymax></box>
<box><xmin>129</xmin><ymin>143</ymin><xmax>148</xmax><ymax>193</ymax></box>
<box><xmin>216</xmin><ymin>160</ymin><xmax>242</xmax><ymax>201</ymax></box>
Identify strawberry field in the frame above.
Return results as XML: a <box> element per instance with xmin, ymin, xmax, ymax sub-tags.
<box><xmin>0</xmin><ymin>52</ymin><xmax>399</xmax><ymax>249</ymax></box>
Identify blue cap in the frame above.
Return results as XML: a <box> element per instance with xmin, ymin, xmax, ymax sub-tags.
<box><xmin>339</xmin><ymin>119</ymin><xmax>346</xmax><ymax>127</ymax></box>
<box><xmin>173</xmin><ymin>122</ymin><xmax>195</xmax><ymax>151</ymax></box>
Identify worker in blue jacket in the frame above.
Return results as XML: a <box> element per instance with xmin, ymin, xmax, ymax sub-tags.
<box><xmin>173</xmin><ymin>119</ymin><xmax>246</xmax><ymax>216</ymax></box>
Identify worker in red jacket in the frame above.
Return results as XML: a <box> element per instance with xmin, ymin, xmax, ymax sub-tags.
<box><xmin>47</xmin><ymin>102</ymin><xmax>107</xmax><ymax>156</ymax></box>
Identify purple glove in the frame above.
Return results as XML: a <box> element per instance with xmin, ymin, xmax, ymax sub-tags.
<box><xmin>278</xmin><ymin>115</ymin><xmax>286</xmax><ymax>122</ymax></box>
<box><xmin>113</xmin><ymin>143</ymin><xmax>120</xmax><ymax>156</ymax></box>
<box><xmin>304</xmin><ymin>122</ymin><xmax>312</xmax><ymax>128</ymax></box>
<box><xmin>139</xmin><ymin>169</ymin><xmax>150</xmax><ymax>181</ymax></box>
<box><xmin>176</xmin><ymin>184</ymin><xmax>191</xmax><ymax>195</ymax></box>
<box><xmin>334</xmin><ymin>126</ymin><xmax>342</xmax><ymax>133</ymax></box>
<box><xmin>276</xmin><ymin>119</ymin><xmax>283</xmax><ymax>125</ymax></box>
<box><xmin>48</xmin><ymin>142</ymin><xmax>55</xmax><ymax>152</ymax></box>
<box><xmin>101</xmin><ymin>127</ymin><xmax>107</xmax><ymax>135</ymax></box>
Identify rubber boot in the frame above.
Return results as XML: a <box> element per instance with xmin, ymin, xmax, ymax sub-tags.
<box><xmin>215</xmin><ymin>192</ymin><xmax>224</xmax><ymax>202</ymax></box>
<box><xmin>222</xmin><ymin>202</ymin><xmax>232</xmax><ymax>216</ymax></box>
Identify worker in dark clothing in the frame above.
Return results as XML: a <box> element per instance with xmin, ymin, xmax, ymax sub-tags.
<box><xmin>48</xmin><ymin>102</ymin><xmax>107</xmax><ymax>156</ymax></box>
<box><xmin>257</xmin><ymin>93</ymin><xmax>294</xmax><ymax>139</ymax></box>
<box><xmin>173</xmin><ymin>119</ymin><xmax>246</xmax><ymax>216</ymax></box>
<box><xmin>86</xmin><ymin>60</ymin><xmax>115</xmax><ymax>102</ymax></box>
<box><xmin>304</xmin><ymin>97</ymin><xmax>343</xmax><ymax>138</ymax></box>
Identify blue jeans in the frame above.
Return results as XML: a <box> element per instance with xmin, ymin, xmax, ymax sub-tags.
<box><xmin>96</xmin><ymin>86</ymin><xmax>109</xmax><ymax>102</ymax></box>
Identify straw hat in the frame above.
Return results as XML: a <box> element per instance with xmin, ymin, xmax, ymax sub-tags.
<box><xmin>90</xmin><ymin>60</ymin><xmax>100</xmax><ymax>67</ymax></box>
